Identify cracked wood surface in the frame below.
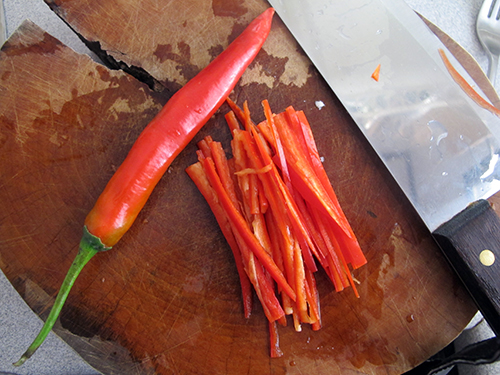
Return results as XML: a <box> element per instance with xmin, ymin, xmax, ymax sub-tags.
<box><xmin>0</xmin><ymin>2</ymin><xmax>482</xmax><ymax>374</ymax></box>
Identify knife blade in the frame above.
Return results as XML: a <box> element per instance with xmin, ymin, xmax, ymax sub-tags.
<box><xmin>268</xmin><ymin>0</ymin><xmax>500</xmax><ymax>336</ymax></box>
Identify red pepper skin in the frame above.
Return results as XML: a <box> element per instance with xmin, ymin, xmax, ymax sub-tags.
<box><xmin>85</xmin><ymin>7</ymin><xmax>275</xmax><ymax>247</ymax></box>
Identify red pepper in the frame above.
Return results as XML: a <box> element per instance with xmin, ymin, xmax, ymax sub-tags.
<box><xmin>86</xmin><ymin>8</ymin><xmax>274</xmax><ymax>248</ymax></box>
<box><xmin>14</xmin><ymin>8</ymin><xmax>274</xmax><ymax>366</ymax></box>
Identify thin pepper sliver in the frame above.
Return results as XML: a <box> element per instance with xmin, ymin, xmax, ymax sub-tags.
<box><xmin>14</xmin><ymin>8</ymin><xmax>275</xmax><ymax>367</ymax></box>
<box><xmin>187</xmin><ymin>99</ymin><xmax>366</xmax><ymax>357</ymax></box>
<box><xmin>371</xmin><ymin>63</ymin><xmax>381</xmax><ymax>81</ymax></box>
<box><xmin>438</xmin><ymin>48</ymin><xmax>500</xmax><ymax>118</ymax></box>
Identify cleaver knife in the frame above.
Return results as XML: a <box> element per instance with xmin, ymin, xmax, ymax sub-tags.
<box><xmin>268</xmin><ymin>0</ymin><xmax>500</xmax><ymax>336</ymax></box>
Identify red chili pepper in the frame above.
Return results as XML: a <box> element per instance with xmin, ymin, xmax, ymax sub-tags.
<box><xmin>86</xmin><ymin>8</ymin><xmax>274</xmax><ymax>248</ymax></box>
<box><xmin>14</xmin><ymin>8</ymin><xmax>274</xmax><ymax>366</ymax></box>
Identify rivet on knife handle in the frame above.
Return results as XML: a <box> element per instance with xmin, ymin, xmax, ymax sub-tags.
<box><xmin>433</xmin><ymin>199</ymin><xmax>500</xmax><ymax>336</ymax></box>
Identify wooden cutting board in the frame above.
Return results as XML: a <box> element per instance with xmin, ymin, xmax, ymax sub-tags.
<box><xmin>0</xmin><ymin>1</ymin><xmax>482</xmax><ymax>374</ymax></box>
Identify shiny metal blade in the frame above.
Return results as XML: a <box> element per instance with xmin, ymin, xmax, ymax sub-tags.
<box><xmin>269</xmin><ymin>0</ymin><xmax>500</xmax><ymax>231</ymax></box>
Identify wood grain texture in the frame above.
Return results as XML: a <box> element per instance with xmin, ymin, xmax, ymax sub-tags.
<box><xmin>0</xmin><ymin>2</ymin><xmax>479</xmax><ymax>375</ymax></box>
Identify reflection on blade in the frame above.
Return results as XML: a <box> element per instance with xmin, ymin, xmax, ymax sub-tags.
<box><xmin>269</xmin><ymin>0</ymin><xmax>500</xmax><ymax>231</ymax></box>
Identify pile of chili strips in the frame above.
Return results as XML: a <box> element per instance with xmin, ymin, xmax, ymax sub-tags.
<box><xmin>186</xmin><ymin>99</ymin><xmax>367</xmax><ymax>357</ymax></box>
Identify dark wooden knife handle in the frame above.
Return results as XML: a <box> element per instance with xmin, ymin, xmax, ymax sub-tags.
<box><xmin>433</xmin><ymin>199</ymin><xmax>500</xmax><ymax>336</ymax></box>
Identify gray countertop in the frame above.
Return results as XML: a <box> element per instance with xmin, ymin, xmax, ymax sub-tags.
<box><xmin>0</xmin><ymin>0</ymin><xmax>497</xmax><ymax>374</ymax></box>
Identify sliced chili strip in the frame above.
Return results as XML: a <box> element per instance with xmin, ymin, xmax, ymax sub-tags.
<box><xmin>262</xmin><ymin>100</ymin><xmax>293</xmax><ymax>193</ymax></box>
<box><xmin>249</xmin><ymin>127</ymin><xmax>319</xmax><ymax>272</ymax></box>
<box><xmin>305</xmin><ymin>267</ymin><xmax>321</xmax><ymax>330</ymax></box>
<box><xmin>248</xmin><ymin>254</ymin><xmax>285</xmax><ymax>322</ymax></box>
<box><xmin>297</xmin><ymin>110</ymin><xmax>366</xmax><ymax>269</ymax></box>
<box><xmin>225</xmin><ymin>110</ymin><xmax>241</xmax><ymax>133</ymax></box>
<box><xmin>209</xmin><ymin>140</ymin><xmax>240</xmax><ymax>210</ymax></box>
<box><xmin>187</xmin><ymin>98</ymin><xmax>367</xmax><ymax>358</ymax></box>
<box><xmin>186</xmin><ymin>162</ymin><xmax>253</xmax><ymax>317</ymax></box>
<box><xmin>202</xmin><ymin>156</ymin><xmax>297</xmax><ymax>302</ymax></box>
<box><xmin>438</xmin><ymin>48</ymin><xmax>500</xmax><ymax>118</ymax></box>
<box><xmin>269</xmin><ymin>320</ymin><xmax>284</xmax><ymax>358</ymax></box>
<box><xmin>226</xmin><ymin>97</ymin><xmax>248</xmax><ymax>125</ymax></box>
<box><xmin>293</xmin><ymin>241</ymin><xmax>313</xmax><ymax>324</ymax></box>
<box><xmin>274</xmin><ymin>111</ymin><xmax>354</xmax><ymax>239</ymax></box>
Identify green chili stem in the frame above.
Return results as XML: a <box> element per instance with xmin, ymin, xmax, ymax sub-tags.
<box><xmin>13</xmin><ymin>227</ymin><xmax>110</xmax><ymax>366</ymax></box>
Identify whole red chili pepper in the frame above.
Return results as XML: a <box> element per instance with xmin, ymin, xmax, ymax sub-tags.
<box><xmin>14</xmin><ymin>8</ymin><xmax>274</xmax><ymax>366</ymax></box>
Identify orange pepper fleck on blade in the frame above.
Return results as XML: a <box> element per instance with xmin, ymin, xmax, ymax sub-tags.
<box><xmin>371</xmin><ymin>63</ymin><xmax>381</xmax><ymax>81</ymax></box>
